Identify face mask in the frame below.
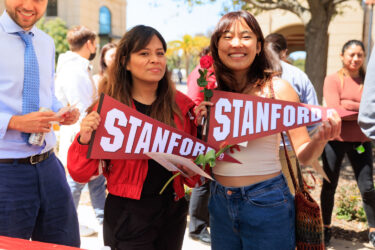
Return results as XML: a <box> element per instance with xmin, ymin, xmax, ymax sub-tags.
<box><xmin>88</xmin><ymin>52</ymin><xmax>96</xmax><ymax>61</ymax></box>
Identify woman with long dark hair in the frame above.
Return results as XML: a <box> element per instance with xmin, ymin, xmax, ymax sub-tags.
<box><xmin>67</xmin><ymin>25</ymin><xmax>202</xmax><ymax>250</ymax></box>
<box><xmin>196</xmin><ymin>11</ymin><xmax>341</xmax><ymax>249</ymax></box>
<box><xmin>93</xmin><ymin>42</ymin><xmax>117</xmax><ymax>88</ymax></box>
<box><xmin>320</xmin><ymin>40</ymin><xmax>375</xmax><ymax>246</ymax></box>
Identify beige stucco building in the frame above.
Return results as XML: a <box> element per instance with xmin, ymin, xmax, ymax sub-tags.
<box><xmin>0</xmin><ymin>0</ymin><xmax>373</xmax><ymax>74</ymax></box>
<box><xmin>0</xmin><ymin>0</ymin><xmax>127</xmax><ymax>46</ymax></box>
<box><xmin>0</xmin><ymin>0</ymin><xmax>127</xmax><ymax>72</ymax></box>
<box><xmin>256</xmin><ymin>0</ymin><xmax>373</xmax><ymax>74</ymax></box>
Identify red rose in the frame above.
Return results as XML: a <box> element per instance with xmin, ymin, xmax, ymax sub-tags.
<box><xmin>200</xmin><ymin>55</ymin><xmax>213</xmax><ymax>69</ymax></box>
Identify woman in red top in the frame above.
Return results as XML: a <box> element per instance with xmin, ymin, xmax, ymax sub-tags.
<box><xmin>321</xmin><ymin>40</ymin><xmax>375</xmax><ymax>246</ymax></box>
<box><xmin>67</xmin><ymin>25</ymin><xmax>203</xmax><ymax>250</ymax></box>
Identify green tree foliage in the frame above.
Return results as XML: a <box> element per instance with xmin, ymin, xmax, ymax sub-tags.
<box><xmin>37</xmin><ymin>17</ymin><xmax>69</xmax><ymax>63</ymax></box>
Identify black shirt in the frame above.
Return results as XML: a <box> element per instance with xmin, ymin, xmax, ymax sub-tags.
<box><xmin>132</xmin><ymin>99</ymin><xmax>174</xmax><ymax>197</ymax></box>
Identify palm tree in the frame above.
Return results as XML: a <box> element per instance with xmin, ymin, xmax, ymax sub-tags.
<box><xmin>167</xmin><ymin>34</ymin><xmax>210</xmax><ymax>76</ymax></box>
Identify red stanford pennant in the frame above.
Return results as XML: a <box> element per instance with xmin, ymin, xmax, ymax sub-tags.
<box><xmin>208</xmin><ymin>90</ymin><xmax>356</xmax><ymax>145</ymax></box>
<box><xmin>87</xmin><ymin>94</ymin><xmax>239</xmax><ymax>163</ymax></box>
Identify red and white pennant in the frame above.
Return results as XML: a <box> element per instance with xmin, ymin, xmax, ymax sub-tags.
<box><xmin>207</xmin><ymin>90</ymin><xmax>356</xmax><ymax>145</ymax></box>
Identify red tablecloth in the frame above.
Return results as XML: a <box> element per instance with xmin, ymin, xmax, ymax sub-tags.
<box><xmin>0</xmin><ymin>236</ymin><xmax>83</xmax><ymax>250</ymax></box>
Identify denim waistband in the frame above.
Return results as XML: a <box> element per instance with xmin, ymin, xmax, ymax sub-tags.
<box><xmin>212</xmin><ymin>173</ymin><xmax>287</xmax><ymax>199</ymax></box>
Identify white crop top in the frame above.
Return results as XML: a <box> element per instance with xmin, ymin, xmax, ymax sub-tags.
<box><xmin>213</xmin><ymin>134</ymin><xmax>282</xmax><ymax>176</ymax></box>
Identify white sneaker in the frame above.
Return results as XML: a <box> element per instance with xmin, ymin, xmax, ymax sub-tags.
<box><xmin>79</xmin><ymin>224</ymin><xmax>96</xmax><ymax>237</ymax></box>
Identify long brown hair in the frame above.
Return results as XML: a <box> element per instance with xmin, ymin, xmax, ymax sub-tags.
<box><xmin>210</xmin><ymin>11</ymin><xmax>273</xmax><ymax>93</ymax></box>
<box><xmin>264</xmin><ymin>33</ymin><xmax>288</xmax><ymax>76</ymax></box>
<box><xmin>99</xmin><ymin>43</ymin><xmax>117</xmax><ymax>75</ymax></box>
<box><xmin>89</xmin><ymin>25</ymin><xmax>181</xmax><ymax>126</ymax></box>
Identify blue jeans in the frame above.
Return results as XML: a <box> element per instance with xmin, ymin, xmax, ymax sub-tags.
<box><xmin>209</xmin><ymin>174</ymin><xmax>295</xmax><ymax>250</ymax></box>
<box><xmin>0</xmin><ymin>153</ymin><xmax>80</xmax><ymax>247</ymax></box>
<box><xmin>67</xmin><ymin>174</ymin><xmax>106</xmax><ymax>224</ymax></box>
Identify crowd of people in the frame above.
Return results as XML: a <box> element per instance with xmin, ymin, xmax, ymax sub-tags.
<box><xmin>1</xmin><ymin>0</ymin><xmax>375</xmax><ymax>250</ymax></box>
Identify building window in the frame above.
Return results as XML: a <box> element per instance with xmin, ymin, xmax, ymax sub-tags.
<box><xmin>99</xmin><ymin>6</ymin><xmax>112</xmax><ymax>47</ymax></box>
<box><xmin>47</xmin><ymin>0</ymin><xmax>58</xmax><ymax>17</ymax></box>
<box><xmin>99</xmin><ymin>6</ymin><xmax>111</xmax><ymax>35</ymax></box>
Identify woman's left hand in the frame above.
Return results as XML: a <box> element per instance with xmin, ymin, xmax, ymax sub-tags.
<box><xmin>311</xmin><ymin>110</ymin><xmax>342</xmax><ymax>143</ymax></box>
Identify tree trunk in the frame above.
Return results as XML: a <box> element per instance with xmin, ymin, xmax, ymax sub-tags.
<box><xmin>304</xmin><ymin>4</ymin><xmax>332</xmax><ymax>104</ymax></box>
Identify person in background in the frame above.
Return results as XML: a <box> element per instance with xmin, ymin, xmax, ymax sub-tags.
<box><xmin>186</xmin><ymin>47</ymin><xmax>215</xmax><ymax>245</ymax></box>
<box><xmin>359</xmin><ymin>0</ymin><xmax>375</xmax><ymax>139</ymax></box>
<box><xmin>55</xmin><ymin>25</ymin><xmax>106</xmax><ymax>237</ymax></box>
<box><xmin>321</xmin><ymin>40</ymin><xmax>375</xmax><ymax>246</ymax></box>
<box><xmin>177</xmin><ymin>69</ymin><xmax>183</xmax><ymax>84</ymax></box>
<box><xmin>67</xmin><ymin>25</ymin><xmax>206</xmax><ymax>250</ymax></box>
<box><xmin>0</xmin><ymin>0</ymin><xmax>80</xmax><ymax>246</ymax></box>
<box><xmin>93</xmin><ymin>42</ymin><xmax>117</xmax><ymax>89</ymax></box>
<box><xmin>359</xmin><ymin>49</ymin><xmax>375</xmax><ymax>138</ymax></box>
<box><xmin>265</xmin><ymin>33</ymin><xmax>320</xmax><ymax>194</ymax></box>
<box><xmin>195</xmin><ymin>11</ymin><xmax>341</xmax><ymax>249</ymax></box>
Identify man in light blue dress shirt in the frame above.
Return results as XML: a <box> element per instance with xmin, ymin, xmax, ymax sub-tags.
<box><xmin>0</xmin><ymin>0</ymin><xmax>80</xmax><ymax>247</ymax></box>
<box><xmin>265</xmin><ymin>33</ymin><xmax>320</xmax><ymax>194</ymax></box>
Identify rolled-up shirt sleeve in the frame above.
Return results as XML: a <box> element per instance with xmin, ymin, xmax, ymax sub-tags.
<box><xmin>0</xmin><ymin>112</ymin><xmax>12</xmax><ymax>139</ymax></box>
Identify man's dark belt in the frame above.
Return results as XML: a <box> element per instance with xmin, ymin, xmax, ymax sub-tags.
<box><xmin>0</xmin><ymin>149</ymin><xmax>53</xmax><ymax>165</ymax></box>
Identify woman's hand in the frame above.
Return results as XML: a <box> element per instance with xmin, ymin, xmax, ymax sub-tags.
<box><xmin>311</xmin><ymin>110</ymin><xmax>342</xmax><ymax>143</ymax></box>
<box><xmin>289</xmin><ymin>109</ymin><xmax>342</xmax><ymax>166</ymax></box>
<box><xmin>195</xmin><ymin>101</ymin><xmax>214</xmax><ymax>125</ymax></box>
<box><xmin>60</xmin><ymin>108</ymin><xmax>80</xmax><ymax>125</ymax></box>
<box><xmin>180</xmin><ymin>165</ymin><xmax>197</xmax><ymax>177</ymax></box>
<box><xmin>79</xmin><ymin>111</ymin><xmax>101</xmax><ymax>144</ymax></box>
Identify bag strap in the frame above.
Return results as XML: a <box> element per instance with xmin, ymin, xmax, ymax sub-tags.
<box><xmin>280</xmin><ymin>133</ymin><xmax>306</xmax><ymax>191</ymax></box>
<box><xmin>269</xmin><ymin>79</ymin><xmax>305</xmax><ymax>192</ymax></box>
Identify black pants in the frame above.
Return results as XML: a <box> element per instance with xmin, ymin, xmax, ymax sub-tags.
<box><xmin>103</xmin><ymin>193</ymin><xmax>188</xmax><ymax>250</ymax></box>
<box><xmin>320</xmin><ymin>141</ymin><xmax>375</xmax><ymax>227</ymax></box>
<box><xmin>188</xmin><ymin>181</ymin><xmax>210</xmax><ymax>235</ymax></box>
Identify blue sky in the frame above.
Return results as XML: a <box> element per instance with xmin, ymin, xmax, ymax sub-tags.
<box><xmin>126</xmin><ymin>0</ymin><xmax>224</xmax><ymax>42</ymax></box>
<box><xmin>126</xmin><ymin>1</ymin><xmax>306</xmax><ymax>59</ymax></box>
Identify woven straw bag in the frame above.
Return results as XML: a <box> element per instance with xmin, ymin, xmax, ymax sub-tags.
<box><xmin>281</xmin><ymin>133</ymin><xmax>325</xmax><ymax>249</ymax></box>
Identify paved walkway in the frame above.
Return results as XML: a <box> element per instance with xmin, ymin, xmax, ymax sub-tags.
<box><xmin>77</xmin><ymin>199</ymin><xmax>373</xmax><ymax>250</ymax></box>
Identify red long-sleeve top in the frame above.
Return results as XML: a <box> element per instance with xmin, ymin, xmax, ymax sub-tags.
<box><xmin>67</xmin><ymin>91</ymin><xmax>205</xmax><ymax>201</ymax></box>
<box><xmin>323</xmin><ymin>72</ymin><xmax>370</xmax><ymax>142</ymax></box>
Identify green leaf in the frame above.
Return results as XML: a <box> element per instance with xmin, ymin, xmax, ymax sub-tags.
<box><xmin>197</xmin><ymin>77</ymin><xmax>208</xmax><ymax>87</ymax></box>
<box><xmin>204</xmin><ymin>89</ymin><xmax>213</xmax><ymax>98</ymax></box>
<box><xmin>204</xmin><ymin>149</ymin><xmax>216</xmax><ymax>167</ymax></box>
<box><xmin>194</xmin><ymin>154</ymin><xmax>205</xmax><ymax>165</ymax></box>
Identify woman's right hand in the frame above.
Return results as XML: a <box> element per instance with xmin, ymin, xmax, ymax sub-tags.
<box><xmin>79</xmin><ymin>111</ymin><xmax>101</xmax><ymax>144</ymax></box>
<box><xmin>195</xmin><ymin>101</ymin><xmax>214</xmax><ymax>125</ymax></box>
